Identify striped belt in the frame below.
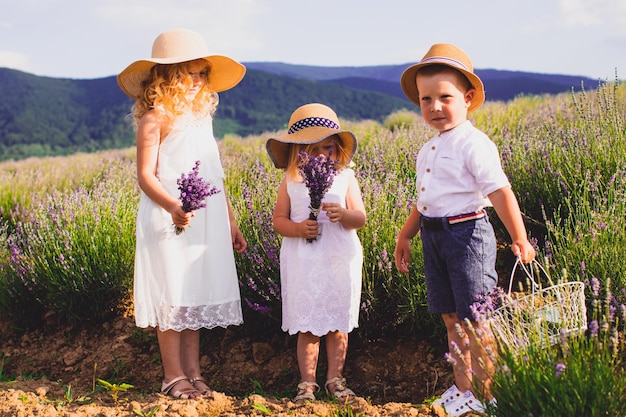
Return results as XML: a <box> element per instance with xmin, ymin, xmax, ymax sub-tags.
<box><xmin>420</xmin><ymin>210</ymin><xmax>486</xmax><ymax>231</ymax></box>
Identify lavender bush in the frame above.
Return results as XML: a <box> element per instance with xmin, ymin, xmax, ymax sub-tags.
<box><xmin>0</xmin><ymin>149</ymin><xmax>135</xmax><ymax>226</ymax></box>
<box><xmin>0</xmin><ymin>79</ymin><xmax>624</xmax><ymax>343</ymax></box>
<box><xmin>0</xmin><ymin>79</ymin><xmax>622</xmax><ymax>412</ymax></box>
<box><xmin>351</xmin><ymin>123</ymin><xmax>434</xmax><ymax>333</ymax></box>
<box><xmin>221</xmin><ymin>137</ymin><xmax>283</xmax><ymax>325</ymax></box>
<box><xmin>480</xmin><ymin>276</ymin><xmax>626</xmax><ymax>417</ymax></box>
<box><xmin>0</xmin><ymin>158</ymin><xmax>137</xmax><ymax>326</ymax></box>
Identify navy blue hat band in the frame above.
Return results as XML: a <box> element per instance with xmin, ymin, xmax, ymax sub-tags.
<box><xmin>288</xmin><ymin>117</ymin><xmax>339</xmax><ymax>134</ymax></box>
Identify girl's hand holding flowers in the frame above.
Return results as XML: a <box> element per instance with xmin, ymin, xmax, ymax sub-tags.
<box><xmin>175</xmin><ymin>160</ymin><xmax>220</xmax><ymax>235</ymax></box>
<box><xmin>297</xmin><ymin>150</ymin><xmax>337</xmax><ymax>242</ymax></box>
<box><xmin>298</xmin><ymin>218</ymin><xmax>319</xmax><ymax>240</ymax></box>
<box><xmin>322</xmin><ymin>202</ymin><xmax>343</xmax><ymax>223</ymax></box>
<box><xmin>171</xmin><ymin>205</ymin><xmax>194</xmax><ymax>229</ymax></box>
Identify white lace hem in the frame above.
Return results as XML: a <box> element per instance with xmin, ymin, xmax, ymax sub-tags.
<box><xmin>135</xmin><ymin>299</ymin><xmax>243</xmax><ymax>331</ymax></box>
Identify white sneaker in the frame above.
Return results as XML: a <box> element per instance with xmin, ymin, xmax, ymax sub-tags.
<box><xmin>445</xmin><ymin>390</ymin><xmax>487</xmax><ymax>416</ymax></box>
<box><xmin>432</xmin><ymin>384</ymin><xmax>463</xmax><ymax>407</ymax></box>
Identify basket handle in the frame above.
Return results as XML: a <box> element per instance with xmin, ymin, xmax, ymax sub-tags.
<box><xmin>507</xmin><ymin>257</ymin><xmax>551</xmax><ymax>296</ymax></box>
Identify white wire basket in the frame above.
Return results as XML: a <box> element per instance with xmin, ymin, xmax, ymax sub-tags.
<box><xmin>489</xmin><ymin>258</ymin><xmax>587</xmax><ymax>350</ymax></box>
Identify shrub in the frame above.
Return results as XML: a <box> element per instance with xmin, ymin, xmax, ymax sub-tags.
<box><xmin>383</xmin><ymin>110</ymin><xmax>422</xmax><ymax>131</ymax></box>
<box><xmin>0</xmin><ymin>80</ymin><xmax>625</xmax><ymax>341</ymax></box>
<box><xmin>0</xmin><ymin>159</ymin><xmax>137</xmax><ymax>327</ymax></box>
<box><xmin>484</xmin><ymin>277</ymin><xmax>626</xmax><ymax>417</ymax></box>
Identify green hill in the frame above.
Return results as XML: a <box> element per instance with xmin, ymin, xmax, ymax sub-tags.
<box><xmin>0</xmin><ymin>70</ymin><xmax>133</xmax><ymax>160</ymax></box>
<box><xmin>0</xmin><ymin>68</ymin><xmax>411</xmax><ymax>161</ymax></box>
<box><xmin>245</xmin><ymin>62</ymin><xmax>603</xmax><ymax>102</ymax></box>
<box><xmin>0</xmin><ymin>63</ymin><xmax>604</xmax><ymax>162</ymax></box>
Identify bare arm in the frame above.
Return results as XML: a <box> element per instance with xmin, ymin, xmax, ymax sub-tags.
<box><xmin>322</xmin><ymin>173</ymin><xmax>366</xmax><ymax>230</ymax></box>
<box><xmin>135</xmin><ymin>111</ymin><xmax>191</xmax><ymax>229</ymax></box>
<box><xmin>394</xmin><ymin>206</ymin><xmax>422</xmax><ymax>273</ymax></box>
<box><xmin>223</xmin><ymin>187</ymin><xmax>247</xmax><ymax>253</ymax></box>
<box><xmin>488</xmin><ymin>186</ymin><xmax>536</xmax><ymax>263</ymax></box>
<box><xmin>272</xmin><ymin>179</ymin><xmax>319</xmax><ymax>240</ymax></box>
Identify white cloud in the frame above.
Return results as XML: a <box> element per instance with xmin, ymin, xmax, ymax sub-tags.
<box><xmin>1</xmin><ymin>0</ymin><xmax>623</xmax><ymax>79</ymax></box>
<box><xmin>558</xmin><ymin>0</ymin><xmax>626</xmax><ymax>32</ymax></box>
<box><xmin>95</xmin><ymin>0</ymin><xmax>266</xmax><ymax>55</ymax></box>
<box><xmin>558</xmin><ymin>0</ymin><xmax>603</xmax><ymax>26</ymax></box>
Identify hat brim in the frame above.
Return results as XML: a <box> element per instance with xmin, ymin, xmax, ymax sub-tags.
<box><xmin>266</xmin><ymin>128</ymin><xmax>357</xmax><ymax>169</ymax></box>
<box><xmin>117</xmin><ymin>55</ymin><xmax>246</xmax><ymax>99</ymax></box>
<box><xmin>400</xmin><ymin>62</ymin><xmax>485</xmax><ymax>112</ymax></box>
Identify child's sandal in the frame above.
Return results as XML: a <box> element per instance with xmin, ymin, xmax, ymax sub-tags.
<box><xmin>293</xmin><ymin>381</ymin><xmax>320</xmax><ymax>402</ymax></box>
<box><xmin>161</xmin><ymin>375</ymin><xmax>201</xmax><ymax>400</ymax></box>
<box><xmin>325</xmin><ymin>376</ymin><xmax>356</xmax><ymax>403</ymax></box>
<box><xmin>189</xmin><ymin>376</ymin><xmax>213</xmax><ymax>397</ymax></box>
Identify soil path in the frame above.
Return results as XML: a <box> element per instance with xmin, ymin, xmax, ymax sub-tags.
<box><xmin>0</xmin><ymin>316</ymin><xmax>487</xmax><ymax>416</ymax></box>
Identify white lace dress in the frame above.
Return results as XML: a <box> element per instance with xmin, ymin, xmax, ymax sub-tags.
<box><xmin>133</xmin><ymin>115</ymin><xmax>243</xmax><ymax>331</ymax></box>
<box><xmin>280</xmin><ymin>168</ymin><xmax>363</xmax><ymax>336</ymax></box>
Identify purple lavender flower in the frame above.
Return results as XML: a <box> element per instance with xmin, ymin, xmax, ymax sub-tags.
<box><xmin>444</xmin><ymin>352</ymin><xmax>457</xmax><ymax>366</ymax></box>
<box><xmin>555</xmin><ymin>362</ymin><xmax>566</xmax><ymax>377</ymax></box>
<box><xmin>175</xmin><ymin>160</ymin><xmax>220</xmax><ymax>235</ymax></box>
<box><xmin>471</xmin><ymin>286</ymin><xmax>508</xmax><ymax>322</ymax></box>
<box><xmin>590</xmin><ymin>276</ymin><xmax>600</xmax><ymax>296</ymax></box>
<box><xmin>297</xmin><ymin>150</ymin><xmax>337</xmax><ymax>243</ymax></box>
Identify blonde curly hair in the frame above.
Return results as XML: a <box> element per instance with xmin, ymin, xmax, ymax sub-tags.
<box><xmin>130</xmin><ymin>59</ymin><xmax>219</xmax><ymax>129</ymax></box>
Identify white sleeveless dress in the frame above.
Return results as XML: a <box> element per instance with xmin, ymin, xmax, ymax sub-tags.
<box><xmin>133</xmin><ymin>115</ymin><xmax>243</xmax><ymax>331</ymax></box>
<box><xmin>280</xmin><ymin>168</ymin><xmax>363</xmax><ymax>336</ymax></box>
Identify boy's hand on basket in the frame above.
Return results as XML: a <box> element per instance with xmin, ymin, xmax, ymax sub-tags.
<box><xmin>512</xmin><ymin>239</ymin><xmax>536</xmax><ymax>264</ymax></box>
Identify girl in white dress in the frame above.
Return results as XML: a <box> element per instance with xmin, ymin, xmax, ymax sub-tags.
<box><xmin>266</xmin><ymin>103</ymin><xmax>366</xmax><ymax>403</ymax></box>
<box><xmin>117</xmin><ymin>28</ymin><xmax>247</xmax><ymax>400</ymax></box>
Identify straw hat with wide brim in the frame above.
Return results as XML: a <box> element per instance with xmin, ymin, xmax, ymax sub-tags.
<box><xmin>117</xmin><ymin>28</ymin><xmax>246</xmax><ymax>99</ymax></box>
<box><xmin>400</xmin><ymin>43</ymin><xmax>485</xmax><ymax>112</ymax></box>
<box><xmin>266</xmin><ymin>103</ymin><xmax>357</xmax><ymax>169</ymax></box>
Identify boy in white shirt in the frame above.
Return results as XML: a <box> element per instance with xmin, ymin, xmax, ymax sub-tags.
<box><xmin>394</xmin><ymin>43</ymin><xmax>535</xmax><ymax>415</ymax></box>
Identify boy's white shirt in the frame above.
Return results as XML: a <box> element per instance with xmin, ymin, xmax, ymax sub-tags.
<box><xmin>415</xmin><ymin>120</ymin><xmax>510</xmax><ymax>218</ymax></box>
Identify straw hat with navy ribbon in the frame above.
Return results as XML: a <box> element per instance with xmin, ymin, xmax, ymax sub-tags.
<box><xmin>266</xmin><ymin>103</ymin><xmax>357</xmax><ymax>169</ymax></box>
<box><xmin>117</xmin><ymin>28</ymin><xmax>246</xmax><ymax>100</ymax></box>
<box><xmin>400</xmin><ymin>43</ymin><xmax>485</xmax><ymax>112</ymax></box>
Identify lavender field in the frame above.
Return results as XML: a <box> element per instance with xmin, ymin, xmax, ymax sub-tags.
<box><xmin>0</xmin><ymin>80</ymin><xmax>625</xmax><ymax>416</ymax></box>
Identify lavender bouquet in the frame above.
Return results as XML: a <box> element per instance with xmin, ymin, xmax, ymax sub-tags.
<box><xmin>298</xmin><ymin>151</ymin><xmax>337</xmax><ymax>243</ymax></box>
<box><xmin>175</xmin><ymin>160</ymin><xmax>220</xmax><ymax>235</ymax></box>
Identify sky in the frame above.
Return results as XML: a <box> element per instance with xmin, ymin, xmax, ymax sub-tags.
<box><xmin>1</xmin><ymin>0</ymin><xmax>625</xmax><ymax>81</ymax></box>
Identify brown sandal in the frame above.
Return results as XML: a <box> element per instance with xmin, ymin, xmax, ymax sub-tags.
<box><xmin>189</xmin><ymin>376</ymin><xmax>214</xmax><ymax>397</ymax></box>
<box><xmin>161</xmin><ymin>376</ymin><xmax>200</xmax><ymax>400</ymax></box>
<box><xmin>294</xmin><ymin>381</ymin><xmax>320</xmax><ymax>402</ymax></box>
<box><xmin>325</xmin><ymin>377</ymin><xmax>356</xmax><ymax>403</ymax></box>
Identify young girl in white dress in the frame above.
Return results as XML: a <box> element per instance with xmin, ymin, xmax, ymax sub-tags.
<box><xmin>117</xmin><ymin>28</ymin><xmax>247</xmax><ymax>400</ymax></box>
<box><xmin>266</xmin><ymin>103</ymin><xmax>366</xmax><ymax>403</ymax></box>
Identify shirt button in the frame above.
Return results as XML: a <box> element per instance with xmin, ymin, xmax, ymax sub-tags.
<box><xmin>423</xmin><ymin>206</ymin><xmax>427</xmax><ymax>211</ymax></box>
<box><xmin>421</xmin><ymin>187</ymin><xmax>425</xmax><ymax>191</ymax></box>
<box><xmin>426</xmin><ymin>168</ymin><xmax>431</xmax><ymax>173</ymax></box>
<box><xmin>431</xmin><ymin>146</ymin><xmax>436</xmax><ymax>150</ymax></box>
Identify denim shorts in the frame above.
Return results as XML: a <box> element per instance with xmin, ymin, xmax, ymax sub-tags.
<box><xmin>419</xmin><ymin>215</ymin><xmax>497</xmax><ymax>321</ymax></box>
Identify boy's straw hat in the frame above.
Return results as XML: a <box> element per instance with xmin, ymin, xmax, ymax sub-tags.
<box><xmin>266</xmin><ymin>103</ymin><xmax>357</xmax><ymax>169</ymax></box>
<box><xmin>117</xmin><ymin>28</ymin><xmax>246</xmax><ymax>99</ymax></box>
<box><xmin>400</xmin><ymin>43</ymin><xmax>485</xmax><ymax>112</ymax></box>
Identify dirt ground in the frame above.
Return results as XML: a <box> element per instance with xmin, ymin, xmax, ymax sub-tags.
<box><xmin>0</xmin><ymin>312</ymin><xmax>490</xmax><ymax>417</ymax></box>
